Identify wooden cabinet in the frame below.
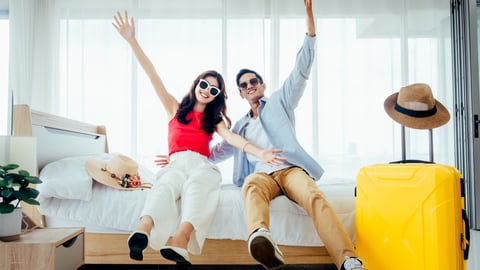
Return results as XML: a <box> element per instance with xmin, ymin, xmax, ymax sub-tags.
<box><xmin>0</xmin><ymin>227</ymin><xmax>84</xmax><ymax>270</ymax></box>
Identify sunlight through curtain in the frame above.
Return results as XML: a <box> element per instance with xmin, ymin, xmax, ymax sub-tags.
<box><xmin>9</xmin><ymin>0</ymin><xmax>454</xmax><ymax>182</ymax></box>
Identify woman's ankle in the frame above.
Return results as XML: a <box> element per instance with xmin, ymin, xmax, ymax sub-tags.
<box><xmin>171</xmin><ymin>222</ymin><xmax>193</xmax><ymax>249</ymax></box>
<box><xmin>137</xmin><ymin>216</ymin><xmax>154</xmax><ymax>234</ymax></box>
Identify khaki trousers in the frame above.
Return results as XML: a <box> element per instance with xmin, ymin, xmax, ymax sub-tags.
<box><xmin>242</xmin><ymin>166</ymin><xmax>356</xmax><ymax>269</ymax></box>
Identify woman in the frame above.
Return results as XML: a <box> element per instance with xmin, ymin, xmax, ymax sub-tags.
<box><xmin>112</xmin><ymin>11</ymin><xmax>285</xmax><ymax>265</ymax></box>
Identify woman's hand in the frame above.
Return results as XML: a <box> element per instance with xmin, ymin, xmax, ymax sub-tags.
<box><xmin>259</xmin><ymin>149</ymin><xmax>287</xmax><ymax>166</ymax></box>
<box><xmin>154</xmin><ymin>154</ymin><xmax>170</xmax><ymax>168</ymax></box>
<box><xmin>112</xmin><ymin>10</ymin><xmax>136</xmax><ymax>42</ymax></box>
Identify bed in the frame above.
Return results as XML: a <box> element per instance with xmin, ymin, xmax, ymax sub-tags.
<box><xmin>12</xmin><ymin>104</ymin><xmax>356</xmax><ymax>266</ymax></box>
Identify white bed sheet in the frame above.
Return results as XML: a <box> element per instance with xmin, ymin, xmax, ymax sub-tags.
<box><xmin>39</xmin><ymin>180</ymin><xmax>356</xmax><ymax>247</ymax></box>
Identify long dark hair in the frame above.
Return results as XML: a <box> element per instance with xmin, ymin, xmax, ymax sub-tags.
<box><xmin>177</xmin><ymin>70</ymin><xmax>231</xmax><ymax>134</ymax></box>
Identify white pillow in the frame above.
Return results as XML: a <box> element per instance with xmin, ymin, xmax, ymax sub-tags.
<box><xmin>38</xmin><ymin>154</ymin><xmax>108</xmax><ymax>201</ymax></box>
<box><xmin>38</xmin><ymin>153</ymin><xmax>156</xmax><ymax>201</ymax></box>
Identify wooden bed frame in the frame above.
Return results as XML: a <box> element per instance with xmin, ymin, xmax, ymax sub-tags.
<box><xmin>12</xmin><ymin>104</ymin><xmax>333</xmax><ymax>266</ymax></box>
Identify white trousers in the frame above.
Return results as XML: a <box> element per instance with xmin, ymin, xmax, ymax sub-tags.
<box><xmin>140</xmin><ymin>150</ymin><xmax>221</xmax><ymax>255</ymax></box>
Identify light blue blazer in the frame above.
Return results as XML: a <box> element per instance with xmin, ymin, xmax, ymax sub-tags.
<box><xmin>210</xmin><ymin>35</ymin><xmax>324</xmax><ymax>187</ymax></box>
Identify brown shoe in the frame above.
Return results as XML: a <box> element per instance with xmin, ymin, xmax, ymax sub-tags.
<box><xmin>248</xmin><ymin>228</ymin><xmax>285</xmax><ymax>270</ymax></box>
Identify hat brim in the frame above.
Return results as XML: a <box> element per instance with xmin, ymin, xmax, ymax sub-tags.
<box><xmin>384</xmin><ymin>92</ymin><xmax>450</xmax><ymax>129</ymax></box>
<box><xmin>85</xmin><ymin>158</ymin><xmax>141</xmax><ymax>191</ymax></box>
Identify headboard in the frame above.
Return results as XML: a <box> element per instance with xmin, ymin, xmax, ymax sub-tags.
<box><xmin>12</xmin><ymin>104</ymin><xmax>109</xmax><ymax>227</ymax></box>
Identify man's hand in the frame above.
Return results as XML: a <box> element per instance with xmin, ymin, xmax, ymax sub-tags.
<box><xmin>154</xmin><ymin>154</ymin><xmax>170</xmax><ymax>168</ymax></box>
<box><xmin>304</xmin><ymin>0</ymin><xmax>315</xmax><ymax>37</ymax></box>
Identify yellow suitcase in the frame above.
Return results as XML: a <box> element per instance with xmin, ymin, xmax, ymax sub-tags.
<box><xmin>356</xmin><ymin>127</ymin><xmax>470</xmax><ymax>269</ymax></box>
<box><xmin>356</xmin><ymin>163</ymin><xmax>470</xmax><ymax>270</ymax></box>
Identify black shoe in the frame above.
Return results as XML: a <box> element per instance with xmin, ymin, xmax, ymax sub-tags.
<box><xmin>127</xmin><ymin>231</ymin><xmax>149</xmax><ymax>261</ymax></box>
<box><xmin>160</xmin><ymin>246</ymin><xmax>192</xmax><ymax>266</ymax></box>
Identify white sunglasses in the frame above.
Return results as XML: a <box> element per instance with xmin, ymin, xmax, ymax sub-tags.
<box><xmin>197</xmin><ymin>79</ymin><xmax>221</xmax><ymax>97</ymax></box>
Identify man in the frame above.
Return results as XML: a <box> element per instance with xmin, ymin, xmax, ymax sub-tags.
<box><xmin>209</xmin><ymin>1</ymin><xmax>366</xmax><ymax>270</ymax></box>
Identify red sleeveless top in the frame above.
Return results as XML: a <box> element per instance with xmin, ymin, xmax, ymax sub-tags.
<box><xmin>168</xmin><ymin>110</ymin><xmax>213</xmax><ymax>158</ymax></box>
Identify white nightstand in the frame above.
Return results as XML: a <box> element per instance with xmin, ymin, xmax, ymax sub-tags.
<box><xmin>0</xmin><ymin>227</ymin><xmax>84</xmax><ymax>270</ymax></box>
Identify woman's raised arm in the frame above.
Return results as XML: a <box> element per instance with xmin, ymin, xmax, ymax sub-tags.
<box><xmin>113</xmin><ymin>10</ymin><xmax>178</xmax><ymax>119</ymax></box>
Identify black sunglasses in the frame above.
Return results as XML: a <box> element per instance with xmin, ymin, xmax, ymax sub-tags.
<box><xmin>239</xmin><ymin>77</ymin><xmax>260</xmax><ymax>91</ymax></box>
<box><xmin>197</xmin><ymin>79</ymin><xmax>221</xmax><ymax>97</ymax></box>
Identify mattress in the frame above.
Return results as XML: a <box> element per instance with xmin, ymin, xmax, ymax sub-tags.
<box><xmin>37</xmin><ymin>154</ymin><xmax>356</xmax><ymax>247</ymax></box>
<box><xmin>39</xmin><ymin>182</ymin><xmax>355</xmax><ymax>247</ymax></box>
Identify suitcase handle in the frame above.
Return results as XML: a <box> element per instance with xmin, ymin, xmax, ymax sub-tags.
<box><xmin>395</xmin><ymin>126</ymin><xmax>435</xmax><ymax>162</ymax></box>
<box><xmin>462</xmin><ymin>209</ymin><xmax>470</xmax><ymax>260</ymax></box>
<box><xmin>389</xmin><ymin>159</ymin><xmax>434</xmax><ymax>164</ymax></box>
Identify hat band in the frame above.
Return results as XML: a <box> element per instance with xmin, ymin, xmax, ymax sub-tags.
<box><xmin>394</xmin><ymin>102</ymin><xmax>437</xmax><ymax>118</ymax></box>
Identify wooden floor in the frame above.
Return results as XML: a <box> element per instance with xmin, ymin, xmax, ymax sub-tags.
<box><xmin>78</xmin><ymin>264</ymin><xmax>336</xmax><ymax>270</ymax></box>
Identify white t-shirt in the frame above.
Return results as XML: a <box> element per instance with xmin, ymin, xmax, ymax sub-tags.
<box><xmin>243</xmin><ymin>117</ymin><xmax>291</xmax><ymax>174</ymax></box>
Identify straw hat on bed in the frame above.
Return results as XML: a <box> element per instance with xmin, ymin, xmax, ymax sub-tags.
<box><xmin>86</xmin><ymin>154</ymin><xmax>151</xmax><ymax>190</ymax></box>
<box><xmin>384</xmin><ymin>83</ymin><xmax>450</xmax><ymax>130</ymax></box>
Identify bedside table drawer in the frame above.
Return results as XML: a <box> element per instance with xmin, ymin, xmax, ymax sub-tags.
<box><xmin>0</xmin><ymin>228</ymin><xmax>84</xmax><ymax>270</ymax></box>
<box><xmin>56</xmin><ymin>232</ymin><xmax>84</xmax><ymax>270</ymax></box>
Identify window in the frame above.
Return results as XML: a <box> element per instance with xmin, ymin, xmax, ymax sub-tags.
<box><xmin>14</xmin><ymin>0</ymin><xmax>453</xmax><ymax>182</ymax></box>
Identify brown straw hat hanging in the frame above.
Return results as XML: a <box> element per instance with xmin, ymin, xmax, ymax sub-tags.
<box><xmin>384</xmin><ymin>83</ymin><xmax>450</xmax><ymax>129</ymax></box>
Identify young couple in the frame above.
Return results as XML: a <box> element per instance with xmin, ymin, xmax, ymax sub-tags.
<box><xmin>112</xmin><ymin>1</ymin><xmax>365</xmax><ymax>270</ymax></box>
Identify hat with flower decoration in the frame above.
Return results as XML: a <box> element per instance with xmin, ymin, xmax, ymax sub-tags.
<box><xmin>86</xmin><ymin>154</ymin><xmax>151</xmax><ymax>190</ymax></box>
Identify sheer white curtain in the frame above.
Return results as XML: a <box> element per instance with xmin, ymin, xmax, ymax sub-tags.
<box><xmin>9</xmin><ymin>0</ymin><xmax>59</xmax><ymax>113</ymax></box>
<box><xmin>0</xmin><ymin>1</ymin><xmax>8</xmax><ymax>135</ymax></box>
<box><xmin>308</xmin><ymin>1</ymin><xmax>454</xmax><ymax>179</ymax></box>
<box><xmin>9</xmin><ymin>0</ymin><xmax>454</xmax><ymax>182</ymax></box>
